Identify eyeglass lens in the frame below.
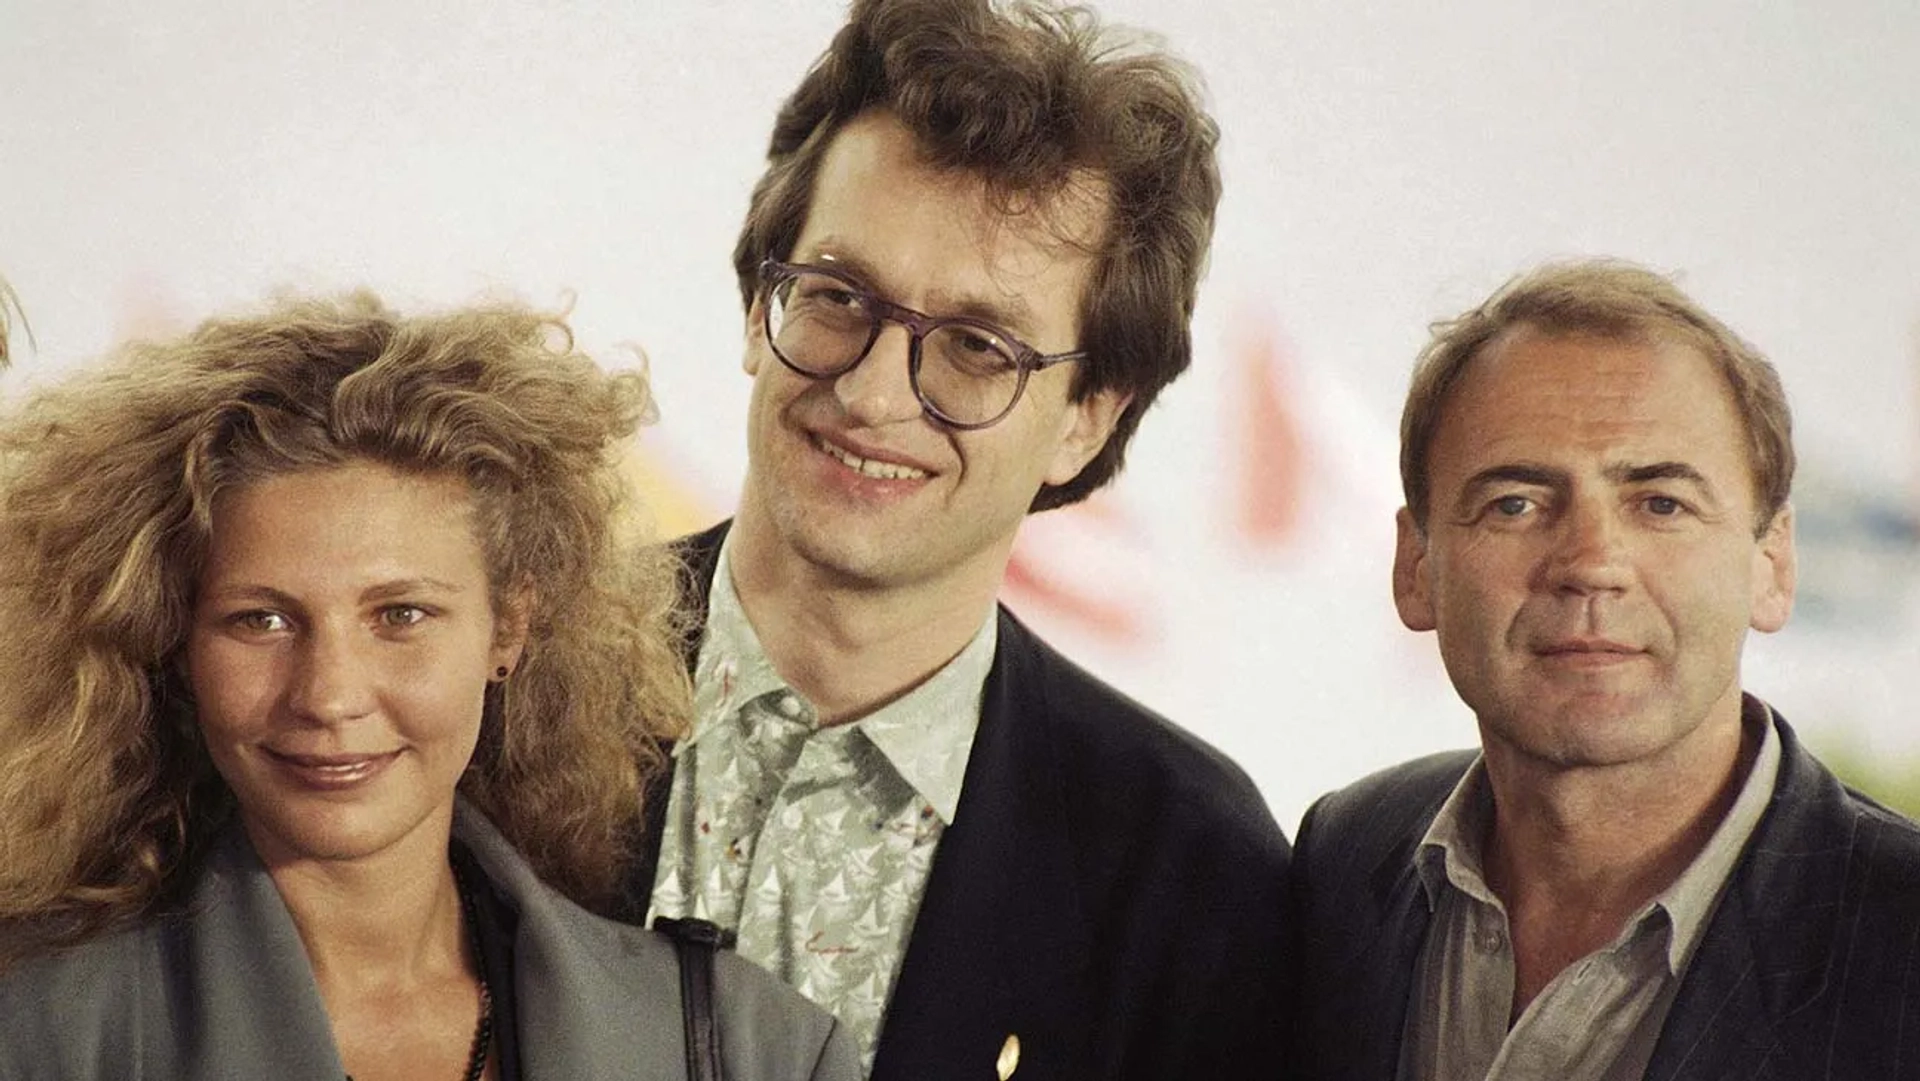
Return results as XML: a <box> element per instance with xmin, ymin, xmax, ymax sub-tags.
<box><xmin>768</xmin><ymin>270</ymin><xmax>1025</xmax><ymax>426</ymax></box>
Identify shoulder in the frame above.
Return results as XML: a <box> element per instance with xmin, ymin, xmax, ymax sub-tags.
<box><xmin>1769</xmin><ymin>719</ymin><xmax>1920</xmax><ymax>896</ymax></box>
<box><xmin>455</xmin><ymin>807</ymin><xmax>854</xmax><ymax>1077</ymax></box>
<box><xmin>526</xmin><ymin>914</ymin><xmax>857</xmax><ymax>1079</ymax></box>
<box><xmin>711</xmin><ymin>950</ymin><xmax>862</xmax><ymax>1080</ymax></box>
<box><xmin>670</xmin><ymin>520</ymin><xmax>730</xmax><ymax>593</ymax></box>
<box><xmin>1301</xmin><ymin>751</ymin><xmax>1476</xmax><ymax>837</ymax></box>
<box><xmin>0</xmin><ymin>920</ymin><xmax>160</xmax><ymax>1074</ymax></box>
<box><xmin>1293</xmin><ymin>750</ymin><xmax>1474</xmax><ymax>882</ymax></box>
<box><xmin>989</xmin><ymin>606</ymin><xmax>1283</xmax><ymax>856</ymax></box>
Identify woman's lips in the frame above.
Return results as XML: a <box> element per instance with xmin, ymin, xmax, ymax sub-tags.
<box><xmin>263</xmin><ymin>748</ymin><xmax>401</xmax><ymax>790</ymax></box>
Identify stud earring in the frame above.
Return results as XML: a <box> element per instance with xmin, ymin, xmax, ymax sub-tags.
<box><xmin>494</xmin><ymin>666</ymin><xmax>510</xmax><ymax>680</ymax></box>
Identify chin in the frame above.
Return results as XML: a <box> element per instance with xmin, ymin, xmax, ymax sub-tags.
<box><xmin>774</xmin><ymin>504</ymin><xmax>908</xmax><ymax>582</ymax></box>
<box><xmin>1500</xmin><ymin>698</ymin><xmax>1692</xmax><ymax>770</ymax></box>
<box><xmin>238</xmin><ymin>798</ymin><xmax>444</xmax><ymax>866</ymax></box>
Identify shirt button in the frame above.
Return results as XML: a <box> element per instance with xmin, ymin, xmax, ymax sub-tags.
<box><xmin>1474</xmin><ymin>927</ymin><xmax>1507</xmax><ymax>954</ymax></box>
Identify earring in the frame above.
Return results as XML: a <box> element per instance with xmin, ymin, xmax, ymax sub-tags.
<box><xmin>494</xmin><ymin>666</ymin><xmax>510</xmax><ymax>680</ymax></box>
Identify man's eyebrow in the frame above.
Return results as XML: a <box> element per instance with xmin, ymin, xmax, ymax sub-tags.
<box><xmin>805</xmin><ymin>246</ymin><xmax>1040</xmax><ymax>338</ymax></box>
<box><xmin>929</xmin><ymin>286</ymin><xmax>1038</xmax><ymax>339</ymax></box>
<box><xmin>1459</xmin><ymin>463</ymin><xmax>1564</xmax><ymax>493</ymax></box>
<box><xmin>1605</xmin><ymin>461</ymin><xmax>1712</xmax><ymax>488</ymax></box>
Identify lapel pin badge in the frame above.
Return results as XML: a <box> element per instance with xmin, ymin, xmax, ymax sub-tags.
<box><xmin>996</xmin><ymin>1033</ymin><xmax>1020</xmax><ymax>1079</ymax></box>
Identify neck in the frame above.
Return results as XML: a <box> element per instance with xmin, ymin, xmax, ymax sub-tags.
<box><xmin>254</xmin><ymin>811</ymin><xmax>468</xmax><ymax>993</ymax></box>
<box><xmin>727</xmin><ymin>515</ymin><xmax>1001</xmax><ymax>726</ymax></box>
<box><xmin>1477</xmin><ymin>691</ymin><xmax>1757</xmax><ymax>1010</ymax></box>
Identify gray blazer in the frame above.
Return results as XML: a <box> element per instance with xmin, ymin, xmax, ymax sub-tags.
<box><xmin>0</xmin><ymin>802</ymin><xmax>859</xmax><ymax>1080</ymax></box>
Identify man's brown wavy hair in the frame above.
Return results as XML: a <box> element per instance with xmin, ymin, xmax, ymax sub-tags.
<box><xmin>732</xmin><ymin>0</ymin><xmax>1220</xmax><ymax>510</ymax></box>
<box><xmin>0</xmin><ymin>293</ymin><xmax>688</xmax><ymax>966</ymax></box>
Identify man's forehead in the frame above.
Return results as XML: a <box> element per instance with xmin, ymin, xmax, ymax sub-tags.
<box><xmin>1433</xmin><ymin>327</ymin><xmax>1756</xmax><ymax>487</ymax></box>
<box><xmin>808</xmin><ymin>110</ymin><xmax>1111</xmax><ymax>262</ymax></box>
<box><xmin>795</xmin><ymin>117</ymin><xmax>1109</xmax><ymax>336</ymax></box>
<box><xmin>1451</xmin><ymin>324</ymin><xmax>1727</xmax><ymax>412</ymax></box>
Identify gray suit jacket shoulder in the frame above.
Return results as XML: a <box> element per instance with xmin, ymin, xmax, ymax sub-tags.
<box><xmin>1285</xmin><ymin>703</ymin><xmax>1920</xmax><ymax>1080</ymax></box>
<box><xmin>0</xmin><ymin>802</ymin><xmax>859</xmax><ymax>1081</ymax></box>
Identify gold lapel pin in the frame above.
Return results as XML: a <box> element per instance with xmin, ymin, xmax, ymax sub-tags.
<box><xmin>996</xmin><ymin>1033</ymin><xmax>1020</xmax><ymax>1079</ymax></box>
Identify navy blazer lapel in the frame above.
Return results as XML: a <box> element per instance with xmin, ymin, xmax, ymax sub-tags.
<box><xmin>1290</xmin><ymin>752</ymin><xmax>1467</xmax><ymax>1081</ymax></box>
<box><xmin>1324</xmin><ymin>814</ymin><xmax>1438</xmax><ymax>1079</ymax></box>
<box><xmin>870</xmin><ymin>609</ymin><xmax>1094</xmax><ymax>1081</ymax></box>
<box><xmin>1360</xmin><ymin>855</ymin><xmax>1434</xmax><ymax>1079</ymax></box>
<box><xmin>622</xmin><ymin>520</ymin><xmax>730</xmax><ymax>919</ymax></box>
<box><xmin>1646</xmin><ymin>714</ymin><xmax>1851</xmax><ymax>1080</ymax></box>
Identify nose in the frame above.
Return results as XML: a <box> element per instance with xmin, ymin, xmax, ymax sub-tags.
<box><xmin>288</xmin><ymin>625</ymin><xmax>377</xmax><ymax>725</ymax></box>
<box><xmin>1541</xmin><ymin>498</ymin><xmax>1633</xmax><ymax>595</ymax></box>
<box><xmin>833</xmin><ymin>323</ymin><xmax>925</xmax><ymax>427</ymax></box>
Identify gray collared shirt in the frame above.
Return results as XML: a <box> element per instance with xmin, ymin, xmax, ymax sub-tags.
<box><xmin>647</xmin><ymin>533</ymin><xmax>995</xmax><ymax>1072</ymax></box>
<box><xmin>1399</xmin><ymin>703</ymin><xmax>1782</xmax><ymax>1081</ymax></box>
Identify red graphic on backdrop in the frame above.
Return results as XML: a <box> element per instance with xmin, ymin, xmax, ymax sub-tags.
<box><xmin>1234</xmin><ymin>322</ymin><xmax>1306</xmax><ymax>550</ymax></box>
<box><xmin>1003</xmin><ymin>494</ymin><xmax>1149</xmax><ymax>647</ymax></box>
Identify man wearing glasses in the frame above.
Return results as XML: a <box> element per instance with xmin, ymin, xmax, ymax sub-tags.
<box><xmin>626</xmin><ymin>1</ymin><xmax>1289</xmax><ymax>1078</ymax></box>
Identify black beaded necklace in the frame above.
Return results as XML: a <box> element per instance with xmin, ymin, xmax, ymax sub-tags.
<box><xmin>345</xmin><ymin>865</ymin><xmax>493</xmax><ymax>1081</ymax></box>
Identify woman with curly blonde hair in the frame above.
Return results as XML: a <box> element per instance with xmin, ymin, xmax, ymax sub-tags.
<box><xmin>0</xmin><ymin>294</ymin><xmax>856</xmax><ymax>1080</ymax></box>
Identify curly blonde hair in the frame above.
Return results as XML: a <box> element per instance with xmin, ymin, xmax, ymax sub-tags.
<box><xmin>0</xmin><ymin>293</ymin><xmax>689</xmax><ymax>964</ymax></box>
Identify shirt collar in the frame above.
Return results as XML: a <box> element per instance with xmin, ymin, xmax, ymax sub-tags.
<box><xmin>687</xmin><ymin>530</ymin><xmax>995</xmax><ymax>825</ymax></box>
<box><xmin>856</xmin><ymin>615</ymin><xmax>994</xmax><ymax>825</ymax></box>
<box><xmin>1650</xmin><ymin>693</ymin><xmax>1781</xmax><ymax>973</ymax></box>
<box><xmin>1415</xmin><ymin>755</ymin><xmax>1498</xmax><ymax>911</ymax></box>
<box><xmin>685</xmin><ymin>533</ymin><xmax>792</xmax><ymax>745</ymax></box>
<box><xmin>1413</xmin><ymin>695</ymin><xmax>1784</xmax><ymax>974</ymax></box>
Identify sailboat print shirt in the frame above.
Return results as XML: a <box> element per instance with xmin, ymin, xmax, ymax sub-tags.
<box><xmin>647</xmin><ymin>535</ymin><xmax>995</xmax><ymax>1071</ymax></box>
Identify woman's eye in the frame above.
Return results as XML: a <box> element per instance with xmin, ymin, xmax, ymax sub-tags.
<box><xmin>230</xmin><ymin>611</ymin><xmax>288</xmax><ymax>633</ymax></box>
<box><xmin>380</xmin><ymin>605</ymin><xmax>428</xmax><ymax>628</ymax></box>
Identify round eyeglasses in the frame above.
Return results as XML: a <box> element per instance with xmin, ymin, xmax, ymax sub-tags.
<box><xmin>759</xmin><ymin>260</ymin><xmax>1086</xmax><ymax>430</ymax></box>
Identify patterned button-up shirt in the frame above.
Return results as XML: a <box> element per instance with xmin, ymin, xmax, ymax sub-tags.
<box><xmin>647</xmin><ymin>536</ymin><xmax>995</xmax><ymax>1072</ymax></box>
<box><xmin>1400</xmin><ymin>705</ymin><xmax>1782</xmax><ymax>1081</ymax></box>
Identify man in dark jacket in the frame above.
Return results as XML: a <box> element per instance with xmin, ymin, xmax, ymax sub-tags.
<box><xmin>1288</xmin><ymin>260</ymin><xmax>1920</xmax><ymax>1080</ymax></box>
<box><xmin>624</xmin><ymin>2</ymin><xmax>1290</xmax><ymax>1079</ymax></box>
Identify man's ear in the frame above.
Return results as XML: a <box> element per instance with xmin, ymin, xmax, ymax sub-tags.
<box><xmin>743</xmin><ymin>295</ymin><xmax>766</xmax><ymax>377</ymax></box>
<box><xmin>1749</xmin><ymin>503</ymin><xmax>1796</xmax><ymax>633</ymax></box>
<box><xmin>1392</xmin><ymin>507</ymin><xmax>1437</xmax><ymax>632</ymax></box>
<box><xmin>491</xmin><ymin>583</ymin><xmax>534</xmax><ymax>674</ymax></box>
<box><xmin>1044</xmin><ymin>388</ymin><xmax>1132</xmax><ymax>487</ymax></box>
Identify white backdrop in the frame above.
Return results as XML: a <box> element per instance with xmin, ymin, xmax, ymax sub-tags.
<box><xmin>4</xmin><ymin>0</ymin><xmax>1917</xmax><ymax>832</ymax></box>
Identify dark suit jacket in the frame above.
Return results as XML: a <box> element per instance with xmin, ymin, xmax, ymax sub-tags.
<box><xmin>1285</xmin><ymin>703</ymin><xmax>1920</xmax><ymax>1081</ymax></box>
<box><xmin>625</xmin><ymin>520</ymin><xmax>1292</xmax><ymax>1081</ymax></box>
